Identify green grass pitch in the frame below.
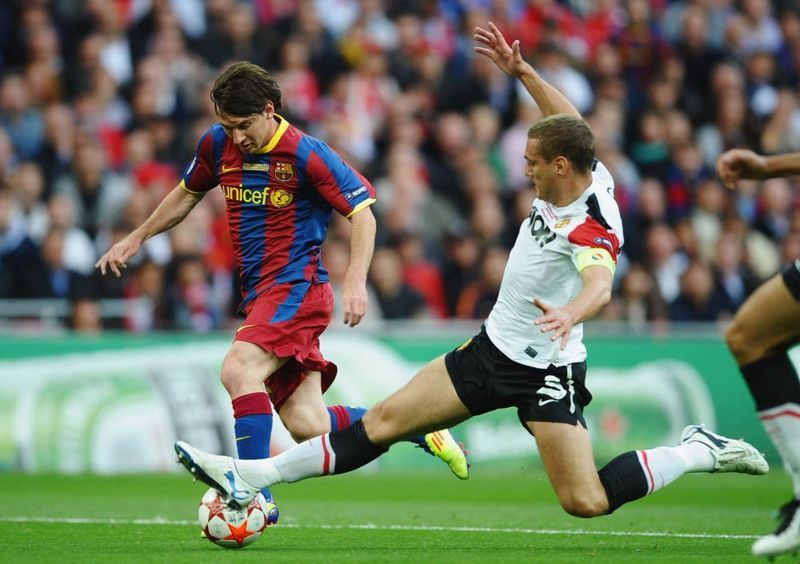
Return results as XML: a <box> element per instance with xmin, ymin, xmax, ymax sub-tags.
<box><xmin>0</xmin><ymin>467</ymin><xmax>790</xmax><ymax>562</ymax></box>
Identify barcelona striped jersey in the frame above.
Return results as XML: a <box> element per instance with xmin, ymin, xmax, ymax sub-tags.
<box><xmin>180</xmin><ymin>115</ymin><xmax>376</xmax><ymax>311</ymax></box>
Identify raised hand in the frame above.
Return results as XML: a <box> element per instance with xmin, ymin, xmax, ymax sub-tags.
<box><xmin>473</xmin><ymin>21</ymin><xmax>530</xmax><ymax>78</ymax></box>
<box><xmin>716</xmin><ymin>149</ymin><xmax>767</xmax><ymax>190</ymax></box>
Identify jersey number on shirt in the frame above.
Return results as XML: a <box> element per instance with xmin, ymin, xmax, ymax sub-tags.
<box><xmin>528</xmin><ymin>210</ymin><xmax>556</xmax><ymax>248</ymax></box>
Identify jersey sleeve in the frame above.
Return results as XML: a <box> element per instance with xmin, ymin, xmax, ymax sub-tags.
<box><xmin>305</xmin><ymin>140</ymin><xmax>376</xmax><ymax>217</ymax></box>
<box><xmin>567</xmin><ymin>217</ymin><xmax>621</xmax><ymax>275</ymax></box>
<box><xmin>180</xmin><ymin>128</ymin><xmax>218</xmax><ymax>194</ymax></box>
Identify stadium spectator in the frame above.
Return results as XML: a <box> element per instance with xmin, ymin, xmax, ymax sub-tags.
<box><xmin>0</xmin><ymin>187</ymin><xmax>43</xmax><ymax>298</ymax></box>
<box><xmin>34</xmin><ymin>226</ymin><xmax>94</xmax><ymax>300</ymax></box>
<box><xmin>617</xmin><ymin>263</ymin><xmax>669</xmax><ymax>328</ymax></box>
<box><xmin>668</xmin><ymin>260</ymin><xmax>728</xmax><ymax>322</ymax></box>
<box><xmin>10</xmin><ymin>162</ymin><xmax>49</xmax><ymax>243</ymax></box>
<box><xmin>455</xmin><ymin>243</ymin><xmax>508</xmax><ymax>319</ymax></box>
<box><xmin>369</xmin><ymin>246</ymin><xmax>429</xmax><ymax>320</ymax></box>
<box><xmin>0</xmin><ymin>73</ymin><xmax>44</xmax><ymax>160</ymax></box>
<box><xmin>393</xmin><ymin>231</ymin><xmax>448</xmax><ymax>319</ymax></box>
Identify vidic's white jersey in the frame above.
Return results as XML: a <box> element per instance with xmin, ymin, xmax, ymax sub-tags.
<box><xmin>485</xmin><ymin>160</ymin><xmax>624</xmax><ymax>368</ymax></box>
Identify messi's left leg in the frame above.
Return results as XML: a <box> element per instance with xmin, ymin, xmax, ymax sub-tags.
<box><xmin>278</xmin><ymin>368</ymin><xmax>468</xmax><ymax>479</ymax></box>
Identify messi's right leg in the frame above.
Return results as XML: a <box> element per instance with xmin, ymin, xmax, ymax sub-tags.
<box><xmin>724</xmin><ymin>266</ymin><xmax>800</xmax><ymax>557</ymax></box>
<box><xmin>176</xmin><ymin>355</ymin><xmax>472</xmax><ymax>502</ymax></box>
<box><xmin>220</xmin><ymin>340</ymin><xmax>286</xmax><ymax>519</ymax></box>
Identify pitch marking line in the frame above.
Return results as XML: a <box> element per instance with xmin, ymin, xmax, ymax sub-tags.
<box><xmin>0</xmin><ymin>516</ymin><xmax>758</xmax><ymax>540</ymax></box>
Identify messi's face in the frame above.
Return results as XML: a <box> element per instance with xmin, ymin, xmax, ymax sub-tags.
<box><xmin>217</xmin><ymin>103</ymin><xmax>276</xmax><ymax>153</ymax></box>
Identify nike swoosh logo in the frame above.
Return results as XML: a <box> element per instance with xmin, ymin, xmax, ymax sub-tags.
<box><xmin>694</xmin><ymin>427</ymin><xmax>728</xmax><ymax>448</ymax></box>
<box><xmin>538</xmin><ymin>398</ymin><xmax>558</xmax><ymax>406</ymax></box>
<box><xmin>225</xmin><ymin>470</ymin><xmax>251</xmax><ymax>500</ymax></box>
<box><xmin>237</xmin><ymin>324</ymin><xmax>256</xmax><ymax>333</ymax></box>
<box><xmin>221</xmin><ymin>164</ymin><xmax>240</xmax><ymax>173</ymax></box>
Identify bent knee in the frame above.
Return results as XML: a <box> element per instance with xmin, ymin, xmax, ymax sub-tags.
<box><xmin>558</xmin><ymin>492</ymin><xmax>609</xmax><ymax>518</ymax></box>
<box><xmin>220</xmin><ymin>349</ymin><xmax>268</xmax><ymax>397</ymax></box>
<box><xmin>220</xmin><ymin>362</ymin><xmax>246</xmax><ymax>395</ymax></box>
<box><xmin>725</xmin><ymin>322</ymin><xmax>765</xmax><ymax>366</ymax></box>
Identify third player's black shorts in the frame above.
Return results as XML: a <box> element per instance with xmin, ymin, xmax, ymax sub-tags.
<box><xmin>782</xmin><ymin>258</ymin><xmax>800</xmax><ymax>301</ymax></box>
<box><xmin>444</xmin><ymin>326</ymin><xmax>592</xmax><ymax>429</ymax></box>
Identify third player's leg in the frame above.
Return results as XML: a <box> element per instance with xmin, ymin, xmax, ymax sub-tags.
<box><xmin>725</xmin><ymin>273</ymin><xmax>800</xmax><ymax>365</ymax></box>
<box><xmin>528</xmin><ymin>420</ymin><xmax>609</xmax><ymax>517</ymax></box>
<box><xmin>363</xmin><ymin>355</ymin><xmax>473</xmax><ymax>446</ymax></box>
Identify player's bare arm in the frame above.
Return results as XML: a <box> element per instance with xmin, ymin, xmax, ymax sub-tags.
<box><xmin>95</xmin><ymin>184</ymin><xmax>203</xmax><ymax>277</ymax></box>
<box><xmin>473</xmin><ymin>21</ymin><xmax>580</xmax><ymax>118</ymax></box>
<box><xmin>342</xmin><ymin>205</ymin><xmax>376</xmax><ymax>327</ymax></box>
<box><xmin>717</xmin><ymin>149</ymin><xmax>800</xmax><ymax>189</ymax></box>
<box><xmin>534</xmin><ymin>264</ymin><xmax>613</xmax><ymax>350</ymax></box>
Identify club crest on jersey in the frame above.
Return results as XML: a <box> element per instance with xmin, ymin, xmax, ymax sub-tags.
<box><xmin>273</xmin><ymin>162</ymin><xmax>294</xmax><ymax>182</ymax></box>
<box><xmin>554</xmin><ymin>218</ymin><xmax>570</xmax><ymax>229</ymax></box>
<box><xmin>270</xmin><ymin>188</ymin><xmax>293</xmax><ymax>208</ymax></box>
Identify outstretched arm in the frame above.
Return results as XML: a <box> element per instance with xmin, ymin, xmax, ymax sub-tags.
<box><xmin>717</xmin><ymin>149</ymin><xmax>800</xmax><ymax>189</ymax></box>
<box><xmin>473</xmin><ymin>21</ymin><xmax>580</xmax><ymax>118</ymax></box>
<box><xmin>95</xmin><ymin>184</ymin><xmax>203</xmax><ymax>277</ymax></box>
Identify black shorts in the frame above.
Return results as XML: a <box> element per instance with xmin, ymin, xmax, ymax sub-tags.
<box><xmin>444</xmin><ymin>326</ymin><xmax>592</xmax><ymax>429</ymax></box>
<box><xmin>782</xmin><ymin>258</ymin><xmax>800</xmax><ymax>301</ymax></box>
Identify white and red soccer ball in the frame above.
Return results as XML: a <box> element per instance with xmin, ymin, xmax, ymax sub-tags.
<box><xmin>198</xmin><ymin>488</ymin><xmax>274</xmax><ymax>548</ymax></box>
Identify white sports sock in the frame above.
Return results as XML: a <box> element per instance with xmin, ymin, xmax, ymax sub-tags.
<box><xmin>235</xmin><ymin>434</ymin><xmax>334</xmax><ymax>488</ymax></box>
<box><xmin>636</xmin><ymin>447</ymin><xmax>687</xmax><ymax>494</ymax></box>
<box><xmin>760</xmin><ymin>404</ymin><xmax>800</xmax><ymax>498</ymax></box>
<box><xmin>668</xmin><ymin>441</ymin><xmax>716</xmax><ymax>473</ymax></box>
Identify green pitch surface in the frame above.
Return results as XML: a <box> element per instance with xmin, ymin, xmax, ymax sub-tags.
<box><xmin>0</xmin><ymin>469</ymin><xmax>790</xmax><ymax>562</ymax></box>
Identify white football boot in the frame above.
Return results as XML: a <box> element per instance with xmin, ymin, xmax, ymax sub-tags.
<box><xmin>175</xmin><ymin>441</ymin><xmax>260</xmax><ymax>508</ymax></box>
<box><xmin>680</xmin><ymin>425</ymin><xmax>769</xmax><ymax>475</ymax></box>
<box><xmin>752</xmin><ymin>499</ymin><xmax>800</xmax><ymax>558</ymax></box>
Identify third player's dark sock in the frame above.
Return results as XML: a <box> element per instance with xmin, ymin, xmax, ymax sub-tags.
<box><xmin>742</xmin><ymin>351</ymin><xmax>800</xmax><ymax>497</ymax></box>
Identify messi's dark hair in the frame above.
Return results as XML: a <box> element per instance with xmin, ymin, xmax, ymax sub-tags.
<box><xmin>210</xmin><ymin>61</ymin><xmax>282</xmax><ymax>116</ymax></box>
<box><xmin>528</xmin><ymin>114</ymin><xmax>595</xmax><ymax>174</ymax></box>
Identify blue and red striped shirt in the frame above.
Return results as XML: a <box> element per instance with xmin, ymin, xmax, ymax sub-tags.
<box><xmin>180</xmin><ymin>115</ymin><xmax>376</xmax><ymax>310</ymax></box>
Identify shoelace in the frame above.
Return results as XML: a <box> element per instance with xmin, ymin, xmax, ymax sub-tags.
<box><xmin>774</xmin><ymin>499</ymin><xmax>800</xmax><ymax>535</ymax></box>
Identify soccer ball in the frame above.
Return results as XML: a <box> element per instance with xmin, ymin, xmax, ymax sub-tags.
<box><xmin>198</xmin><ymin>488</ymin><xmax>268</xmax><ymax>548</ymax></box>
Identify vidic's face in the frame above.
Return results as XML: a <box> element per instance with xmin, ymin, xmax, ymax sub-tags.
<box><xmin>217</xmin><ymin>109</ymin><xmax>271</xmax><ymax>153</ymax></box>
<box><xmin>524</xmin><ymin>138</ymin><xmax>554</xmax><ymax>200</ymax></box>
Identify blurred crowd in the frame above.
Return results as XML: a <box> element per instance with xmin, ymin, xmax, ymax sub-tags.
<box><xmin>1</xmin><ymin>0</ymin><xmax>799</xmax><ymax>333</ymax></box>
